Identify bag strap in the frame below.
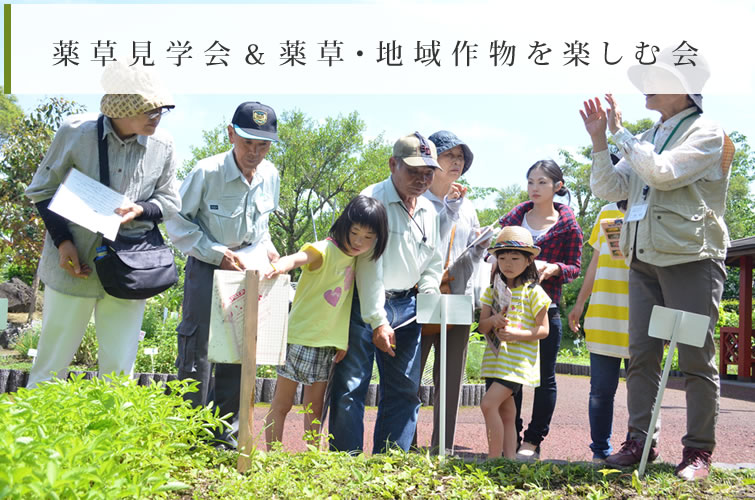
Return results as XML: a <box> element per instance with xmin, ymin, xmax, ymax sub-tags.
<box><xmin>444</xmin><ymin>225</ymin><xmax>456</xmax><ymax>269</ymax></box>
<box><xmin>96</xmin><ymin>114</ymin><xmax>110</xmax><ymax>187</ymax></box>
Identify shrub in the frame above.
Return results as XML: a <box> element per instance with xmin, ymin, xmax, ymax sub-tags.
<box><xmin>0</xmin><ymin>375</ymin><xmax>226</xmax><ymax>498</ymax></box>
<box><xmin>72</xmin><ymin>322</ymin><xmax>99</xmax><ymax>367</ymax></box>
<box><xmin>9</xmin><ymin>324</ymin><xmax>41</xmax><ymax>358</ymax></box>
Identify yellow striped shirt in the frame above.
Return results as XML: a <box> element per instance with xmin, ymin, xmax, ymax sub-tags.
<box><xmin>584</xmin><ymin>203</ymin><xmax>630</xmax><ymax>358</ymax></box>
<box><xmin>480</xmin><ymin>282</ymin><xmax>551</xmax><ymax>387</ymax></box>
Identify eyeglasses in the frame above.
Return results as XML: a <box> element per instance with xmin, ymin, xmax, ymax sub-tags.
<box><xmin>145</xmin><ymin>107</ymin><xmax>171</xmax><ymax>120</ymax></box>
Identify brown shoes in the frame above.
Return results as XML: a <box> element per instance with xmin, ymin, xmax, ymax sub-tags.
<box><xmin>675</xmin><ymin>447</ymin><xmax>712</xmax><ymax>481</ymax></box>
<box><xmin>604</xmin><ymin>439</ymin><xmax>658</xmax><ymax>467</ymax></box>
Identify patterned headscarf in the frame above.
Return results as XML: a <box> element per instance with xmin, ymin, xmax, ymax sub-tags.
<box><xmin>99</xmin><ymin>62</ymin><xmax>174</xmax><ymax>118</ymax></box>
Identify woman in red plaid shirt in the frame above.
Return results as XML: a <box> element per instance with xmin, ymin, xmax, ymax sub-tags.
<box><xmin>498</xmin><ymin>159</ymin><xmax>583</xmax><ymax>460</ymax></box>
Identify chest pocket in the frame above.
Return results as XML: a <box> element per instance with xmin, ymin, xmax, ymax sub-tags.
<box><xmin>254</xmin><ymin>195</ymin><xmax>275</xmax><ymax>215</ymax></box>
<box><xmin>207</xmin><ymin>196</ymin><xmax>244</xmax><ymax>218</ymax></box>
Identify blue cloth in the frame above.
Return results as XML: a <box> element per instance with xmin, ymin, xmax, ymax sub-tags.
<box><xmin>514</xmin><ymin>307</ymin><xmax>563</xmax><ymax>446</ymax></box>
<box><xmin>329</xmin><ymin>290</ymin><xmax>422</xmax><ymax>453</ymax></box>
<box><xmin>589</xmin><ymin>353</ymin><xmax>627</xmax><ymax>459</ymax></box>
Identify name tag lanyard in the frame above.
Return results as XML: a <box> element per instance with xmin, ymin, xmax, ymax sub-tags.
<box><xmin>640</xmin><ymin>110</ymin><xmax>701</xmax><ymax>202</ymax></box>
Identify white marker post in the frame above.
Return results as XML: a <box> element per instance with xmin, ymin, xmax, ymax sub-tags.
<box><xmin>638</xmin><ymin>305</ymin><xmax>710</xmax><ymax>478</ymax></box>
<box><xmin>416</xmin><ymin>293</ymin><xmax>473</xmax><ymax>458</ymax></box>
<box><xmin>144</xmin><ymin>347</ymin><xmax>158</xmax><ymax>373</ymax></box>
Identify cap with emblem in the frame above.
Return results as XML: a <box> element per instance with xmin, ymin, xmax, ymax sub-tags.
<box><xmin>393</xmin><ymin>132</ymin><xmax>441</xmax><ymax>169</ymax></box>
<box><xmin>232</xmin><ymin>101</ymin><xmax>279</xmax><ymax>141</ymax></box>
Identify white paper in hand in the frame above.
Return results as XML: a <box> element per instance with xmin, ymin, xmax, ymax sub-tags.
<box><xmin>236</xmin><ymin>242</ymin><xmax>274</xmax><ymax>275</ymax></box>
<box><xmin>48</xmin><ymin>168</ymin><xmax>128</xmax><ymax>241</ymax></box>
<box><xmin>486</xmin><ymin>274</ymin><xmax>511</xmax><ymax>356</ymax></box>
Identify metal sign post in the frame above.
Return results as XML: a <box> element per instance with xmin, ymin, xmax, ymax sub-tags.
<box><xmin>416</xmin><ymin>293</ymin><xmax>473</xmax><ymax>457</ymax></box>
<box><xmin>638</xmin><ymin>305</ymin><xmax>710</xmax><ymax>478</ymax></box>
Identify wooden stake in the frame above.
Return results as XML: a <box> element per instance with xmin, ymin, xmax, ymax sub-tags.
<box><xmin>237</xmin><ymin>270</ymin><xmax>259</xmax><ymax>473</ymax></box>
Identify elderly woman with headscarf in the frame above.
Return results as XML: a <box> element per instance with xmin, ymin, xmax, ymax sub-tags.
<box><xmin>418</xmin><ymin>130</ymin><xmax>489</xmax><ymax>453</ymax></box>
<box><xmin>25</xmin><ymin>63</ymin><xmax>180</xmax><ymax>388</ymax></box>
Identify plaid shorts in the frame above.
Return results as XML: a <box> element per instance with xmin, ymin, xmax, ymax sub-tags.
<box><xmin>277</xmin><ymin>343</ymin><xmax>337</xmax><ymax>385</ymax></box>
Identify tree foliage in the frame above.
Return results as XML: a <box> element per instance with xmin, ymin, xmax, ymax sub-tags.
<box><xmin>724</xmin><ymin>131</ymin><xmax>755</xmax><ymax>240</ymax></box>
<box><xmin>267</xmin><ymin>110</ymin><xmax>390</xmax><ymax>257</ymax></box>
<box><xmin>0</xmin><ymin>97</ymin><xmax>86</xmax><ymax>280</ymax></box>
<box><xmin>0</xmin><ymin>88</ymin><xmax>23</xmax><ymax>139</ymax></box>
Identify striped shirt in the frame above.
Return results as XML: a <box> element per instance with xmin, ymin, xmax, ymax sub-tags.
<box><xmin>584</xmin><ymin>204</ymin><xmax>630</xmax><ymax>358</ymax></box>
<box><xmin>479</xmin><ymin>282</ymin><xmax>551</xmax><ymax>387</ymax></box>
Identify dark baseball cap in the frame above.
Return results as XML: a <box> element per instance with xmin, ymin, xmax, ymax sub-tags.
<box><xmin>231</xmin><ymin>101</ymin><xmax>279</xmax><ymax>141</ymax></box>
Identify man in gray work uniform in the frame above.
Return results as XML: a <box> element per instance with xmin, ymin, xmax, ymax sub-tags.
<box><xmin>166</xmin><ymin>101</ymin><xmax>280</xmax><ymax>444</ymax></box>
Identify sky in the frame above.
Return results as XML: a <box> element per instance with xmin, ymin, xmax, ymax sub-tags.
<box><xmin>3</xmin><ymin>1</ymin><xmax>755</xmax><ymax>207</ymax></box>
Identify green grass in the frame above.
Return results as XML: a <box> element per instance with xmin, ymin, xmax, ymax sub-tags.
<box><xmin>177</xmin><ymin>448</ymin><xmax>755</xmax><ymax>499</ymax></box>
<box><xmin>2</xmin><ymin>375</ymin><xmax>753</xmax><ymax>498</ymax></box>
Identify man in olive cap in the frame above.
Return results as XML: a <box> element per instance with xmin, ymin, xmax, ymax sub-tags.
<box><xmin>25</xmin><ymin>62</ymin><xmax>180</xmax><ymax>388</ymax></box>
<box><xmin>167</xmin><ymin>101</ymin><xmax>281</xmax><ymax>446</ymax></box>
<box><xmin>329</xmin><ymin>132</ymin><xmax>444</xmax><ymax>453</ymax></box>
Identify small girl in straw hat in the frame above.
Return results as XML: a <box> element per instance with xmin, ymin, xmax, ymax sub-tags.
<box><xmin>478</xmin><ymin>226</ymin><xmax>551</xmax><ymax>459</ymax></box>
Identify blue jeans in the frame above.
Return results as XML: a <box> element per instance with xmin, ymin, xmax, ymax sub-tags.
<box><xmin>589</xmin><ymin>353</ymin><xmax>627</xmax><ymax>459</ymax></box>
<box><xmin>514</xmin><ymin>306</ymin><xmax>562</xmax><ymax>446</ymax></box>
<box><xmin>329</xmin><ymin>290</ymin><xmax>422</xmax><ymax>453</ymax></box>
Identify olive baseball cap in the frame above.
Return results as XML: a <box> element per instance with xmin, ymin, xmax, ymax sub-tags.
<box><xmin>392</xmin><ymin>132</ymin><xmax>441</xmax><ymax>169</ymax></box>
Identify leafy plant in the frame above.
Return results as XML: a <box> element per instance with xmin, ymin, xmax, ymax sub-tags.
<box><xmin>0</xmin><ymin>374</ymin><xmax>226</xmax><ymax>498</ymax></box>
<box><xmin>71</xmin><ymin>322</ymin><xmax>99</xmax><ymax>367</ymax></box>
<box><xmin>9</xmin><ymin>324</ymin><xmax>41</xmax><ymax>358</ymax></box>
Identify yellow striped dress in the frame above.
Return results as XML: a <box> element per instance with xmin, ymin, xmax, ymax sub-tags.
<box><xmin>480</xmin><ymin>282</ymin><xmax>551</xmax><ymax>387</ymax></box>
<box><xmin>584</xmin><ymin>203</ymin><xmax>630</xmax><ymax>359</ymax></box>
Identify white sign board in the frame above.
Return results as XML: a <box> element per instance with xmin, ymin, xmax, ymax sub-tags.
<box><xmin>648</xmin><ymin>305</ymin><xmax>710</xmax><ymax>348</ymax></box>
<box><xmin>208</xmin><ymin>270</ymin><xmax>290</xmax><ymax>365</ymax></box>
<box><xmin>0</xmin><ymin>298</ymin><xmax>7</xmax><ymax>330</ymax></box>
<box><xmin>416</xmin><ymin>294</ymin><xmax>474</xmax><ymax>326</ymax></box>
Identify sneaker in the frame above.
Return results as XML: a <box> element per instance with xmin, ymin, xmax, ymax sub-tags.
<box><xmin>604</xmin><ymin>439</ymin><xmax>658</xmax><ymax>467</ymax></box>
<box><xmin>592</xmin><ymin>455</ymin><xmax>607</xmax><ymax>464</ymax></box>
<box><xmin>515</xmin><ymin>441</ymin><xmax>540</xmax><ymax>461</ymax></box>
<box><xmin>675</xmin><ymin>447</ymin><xmax>711</xmax><ymax>481</ymax></box>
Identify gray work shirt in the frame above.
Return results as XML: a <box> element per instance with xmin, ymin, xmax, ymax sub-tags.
<box><xmin>25</xmin><ymin>113</ymin><xmax>180</xmax><ymax>298</ymax></box>
<box><xmin>166</xmin><ymin>150</ymin><xmax>280</xmax><ymax>266</ymax></box>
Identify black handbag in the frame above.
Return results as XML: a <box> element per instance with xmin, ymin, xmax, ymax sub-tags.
<box><xmin>93</xmin><ymin>115</ymin><xmax>178</xmax><ymax>300</ymax></box>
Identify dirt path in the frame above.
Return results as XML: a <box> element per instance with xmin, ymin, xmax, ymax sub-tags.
<box><xmin>250</xmin><ymin>374</ymin><xmax>755</xmax><ymax>466</ymax></box>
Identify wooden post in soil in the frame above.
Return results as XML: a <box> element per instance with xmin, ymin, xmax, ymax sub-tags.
<box><xmin>237</xmin><ymin>270</ymin><xmax>259</xmax><ymax>473</ymax></box>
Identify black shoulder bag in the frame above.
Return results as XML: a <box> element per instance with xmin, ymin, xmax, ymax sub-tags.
<box><xmin>93</xmin><ymin>115</ymin><xmax>179</xmax><ymax>300</ymax></box>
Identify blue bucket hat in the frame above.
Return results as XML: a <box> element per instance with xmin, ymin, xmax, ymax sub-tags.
<box><xmin>428</xmin><ymin>130</ymin><xmax>474</xmax><ymax>175</ymax></box>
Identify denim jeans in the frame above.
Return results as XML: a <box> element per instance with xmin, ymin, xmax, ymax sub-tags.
<box><xmin>515</xmin><ymin>306</ymin><xmax>562</xmax><ymax>446</ymax></box>
<box><xmin>589</xmin><ymin>353</ymin><xmax>627</xmax><ymax>459</ymax></box>
<box><xmin>329</xmin><ymin>290</ymin><xmax>422</xmax><ymax>453</ymax></box>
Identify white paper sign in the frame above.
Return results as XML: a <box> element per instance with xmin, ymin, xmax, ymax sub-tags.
<box><xmin>48</xmin><ymin>168</ymin><xmax>129</xmax><ymax>241</ymax></box>
<box><xmin>648</xmin><ymin>305</ymin><xmax>710</xmax><ymax>348</ymax></box>
<box><xmin>236</xmin><ymin>243</ymin><xmax>274</xmax><ymax>275</ymax></box>
<box><xmin>208</xmin><ymin>270</ymin><xmax>290</xmax><ymax>365</ymax></box>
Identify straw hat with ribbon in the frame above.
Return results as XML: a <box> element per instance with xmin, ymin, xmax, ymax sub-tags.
<box><xmin>488</xmin><ymin>226</ymin><xmax>541</xmax><ymax>258</ymax></box>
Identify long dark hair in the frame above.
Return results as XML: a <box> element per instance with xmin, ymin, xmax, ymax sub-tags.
<box><xmin>329</xmin><ymin>195</ymin><xmax>389</xmax><ymax>260</ymax></box>
<box><xmin>527</xmin><ymin>159</ymin><xmax>571</xmax><ymax>204</ymax></box>
<box><xmin>492</xmin><ymin>249</ymin><xmax>539</xmax><ymax>287</ymax></box>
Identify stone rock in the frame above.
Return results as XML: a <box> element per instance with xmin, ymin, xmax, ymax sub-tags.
<box><xmin>0</xmin><ymin>278</ymin><xmax>34</xmax><ymax>313</ymax></box>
